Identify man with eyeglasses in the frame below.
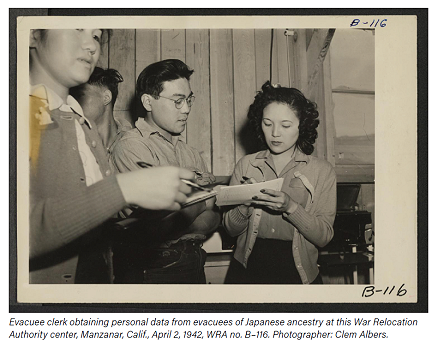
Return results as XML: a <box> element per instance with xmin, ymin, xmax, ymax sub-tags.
<box><xmin>111</xmin><ymin>59</ymin><xmax>220</xmax><ymax>284</ymax></box>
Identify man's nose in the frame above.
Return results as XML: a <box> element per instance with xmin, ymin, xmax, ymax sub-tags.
<box><xmin>180</xmin><ymin>101</ymin><xmax>191</xmax><ymax>114</ymax></box>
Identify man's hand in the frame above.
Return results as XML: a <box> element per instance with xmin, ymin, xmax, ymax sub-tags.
<box><xmin>196</xmin><ymin>172</ymin><xmax>216</xmax><ymax>186</ymax></box>
<box><xmin>185</xmin><ymin>168</ymin><xmax>216</xmax><ymax>186</ymax></box>
<box><xmin>116</xmin><ymin>167</ymin><xmax>194</xmax><ymax>210</ymax></box>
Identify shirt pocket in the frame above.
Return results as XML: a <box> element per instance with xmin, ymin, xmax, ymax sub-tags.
<box><xmin>291</xmin><ymin>171</ymin><xmax>315</xmax><ymax>211</ymax></box>
<box><xmin>288</xmin><ymin>177</ymin><xmax>310</xmax><ymax>209</ymax></box>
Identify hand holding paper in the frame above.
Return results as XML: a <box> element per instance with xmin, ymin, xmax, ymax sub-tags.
<box><xmin>215</xmin><ymin>178</ymin><xmax>284</xmax><ymax>206</ymax></box>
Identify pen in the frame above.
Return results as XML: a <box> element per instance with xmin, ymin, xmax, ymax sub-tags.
<box><xmin>137</xmin><ymin>161</ymin><xmax>212</xmax><ymax>192</ymax></box>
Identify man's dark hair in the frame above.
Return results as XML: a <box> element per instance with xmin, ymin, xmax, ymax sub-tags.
<box><xmin>136</xmin><ymin>59</ymin><xmax>194</xmax><ymax>102</ymax></box>
<box><xmin>71</xmin><ymin>67</ymin><xmax>123</xmax><ymax>106</ymax></box>
<box><xmin>247</xmin><ymin>81</ymin><xmax>320</xmax><ymax>155</ymax></box>
<box><xmin>88</xmin><ymin>67</ymin><xmax>124</xmax><ymax>106</ymax></box>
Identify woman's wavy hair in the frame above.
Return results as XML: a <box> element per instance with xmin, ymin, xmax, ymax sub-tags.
<box><xmin>247</xmin><ymin>81</ymin><xmax>320</xmax><ymax>155</ymax></box>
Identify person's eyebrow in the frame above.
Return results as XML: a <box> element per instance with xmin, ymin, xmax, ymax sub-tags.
<box><xmin>171</xmin><ymin>91</ymin><xmax>194</xmax><ymax>98</ymax></box>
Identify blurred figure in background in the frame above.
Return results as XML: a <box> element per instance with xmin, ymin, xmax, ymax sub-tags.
<box><xmin>70</xmin><ymin>67</ymin><xmax>132</xmax><ymax>167</ymax></box>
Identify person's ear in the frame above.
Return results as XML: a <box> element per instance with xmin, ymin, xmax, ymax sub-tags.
<box><xmin>29</xmin><ymin>29</ymin><xmax>41</xmax><ymax>48</ymax></box>
<box><xmin>141</xmin><ymin>94</ymin><xmax>153</xmax><ymax>112</ymax></box>
<box><xmin>103</xmin><ymin>90</ymin><xmax>112</xmax><ymax>106</ymax></box>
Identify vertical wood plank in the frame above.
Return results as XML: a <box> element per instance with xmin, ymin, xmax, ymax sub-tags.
<box><xmin>185</xmin><ymin>29</ymin><xmax>212</xmax><ymax>171</ymax></box>
<box><xmin>254</xmin><ymin>29</ymin><xmax>272</xmax><ymax>90</ymax></box>
<box><xmin>135</xmin><ymin>29</ymin><xmax>160</xmax><ymax>80</ymax></box>
<box><xmin>134</xmin><ymin>29</ymin><xmax>160</xmax><ymax>122</ymax></box>
<box><xmin>161</xmin><ymin>29</ymin><xmax>187</xmax><ymax>141</ymax></box>
<box><xmin>306</xmin><ymin>29</ymin><xmax>315</xmax><ymax>50</ymax></box>
<box><xmin>270</xmin><ymin>29</ymin><xmax>279</xmax><ymax>85</ymax></box>
<box><xmin>287</xmin><ymin>28</ymin><xmax>298</xmax><ymax>88</ymax></box>
<box><xmin>313</xmin><ymin>65</ymin><xmax>326</xmax><ymax>160</ymax></box>
<box><xmin>294</xmin><ymin>29</ymin><xmax>308</xmax><ymax>93</ymax></box>
<box><xmin>109</xmin><ymin>29</ymin><xmax>136</xmax><ymax>116</ymax></box>
<box><xmin>210</xmin><ymin>29</ymin><xmax>235</xmax><ymax>176</ymax></box>
<box><xmin>276</xmin><ymin>29</ymin><xmax>290</xmax><ymax>87</ymax></box>
<box><xmin>161</xmin><ymin>29</ymin><xmax>186</xmax><ymax>61</ymax></box>
<box><xmin>323</xmin><ymin>50</ymin><xmax>336</xmax><ymax>166</ymax></box>
<box><xmin>233</xmin><ymin>29</ymin><xmax>257</xmax><ymax>163</ymax></box>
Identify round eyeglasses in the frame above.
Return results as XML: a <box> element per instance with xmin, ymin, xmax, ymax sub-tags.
<box><xmin>157</xmin><ymin>94</ymin><xmax>195</xmax><ymax>109</ymax></box>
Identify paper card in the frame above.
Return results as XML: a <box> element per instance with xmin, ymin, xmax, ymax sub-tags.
<box><xmin>215</xmin><ymin>178</ymin><xmax>284</xmax><ymax>206</ymax></box>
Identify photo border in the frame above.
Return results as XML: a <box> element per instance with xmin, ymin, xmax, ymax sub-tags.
<box><xmin>9</xmin><ymin>8</ymin><xmax>427</xmax><ymax>313</ymax></box>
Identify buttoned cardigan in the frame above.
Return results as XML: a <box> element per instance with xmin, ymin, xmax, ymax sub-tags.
<box><xmin>223</xmin><ymin>150</ymin><xmax>337</xmax><ymax>284</ymax></box>
<box><xmin>29</xmin><ymin>95</ymin><xmax>126</xmax><ymax>284</ymax></box>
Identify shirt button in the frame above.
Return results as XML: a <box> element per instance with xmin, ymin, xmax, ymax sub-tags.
<box><xmin>105</xmin><ymin>169</ymin><xmax>111</xmax><ymax>176</ymax></box>
<box><xmin>78</xmin><ymin>118</ymin><xmax>85</xmax><ymax>125</ymax></box>
<box><xmin>91</xmin><ymin>140</ymin><xmax>97</xmax><ymax>148</ymax></box>
<box><xmin>271</xmin><ymin>228</ymin><xmax>275</xmax><ymax>233</ymax></box>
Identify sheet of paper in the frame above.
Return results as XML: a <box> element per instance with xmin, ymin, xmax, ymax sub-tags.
<box><xmin>215</xmin><ymin>178</ymin><xmax>284</xmax><ymax>206</ymax></box>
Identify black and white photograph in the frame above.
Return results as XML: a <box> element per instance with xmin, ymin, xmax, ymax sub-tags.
<box><xmin>14</xmin><ymin>13</ymin><xmax>418</xmax><ymax>304</ymax></box>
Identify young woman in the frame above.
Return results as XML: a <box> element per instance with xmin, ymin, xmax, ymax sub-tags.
<box><xmin>223</xmin><ymin>81</ymin><xmax>337</xmax><ymax>284</ymax></box>
<box><xmin>29</xmin><ymin>29</ymin><xmax>194</xmax><ymax>283</ymax></box>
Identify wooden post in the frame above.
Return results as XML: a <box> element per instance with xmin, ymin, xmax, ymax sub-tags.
<box><xmin>109</xmin><ymin>29</ymin><xmax>136</xmax><ymax>126</ymax></box>
<box><xmin>323</xmin><ymin>50</ymin><xmax>336</xmax><ymax>166</ymax></box>
<box><xmin>293</xmin><ymin>29</ymin><xmax>308</xmax><ymax>93</ymax></box>
<box><xmin>233</xmin><ymin>29</ymin><xmax>256</xmax><ymax>163</ymax></box>
<box><xmin>210</xmin><ymin>29</ymin><xmax>235</xmax><ymax>176</ymax></box>
<box><xmin>186</xmin><ymin>29</ymin><xmax>212</xmax><ymax>170</ymax></box>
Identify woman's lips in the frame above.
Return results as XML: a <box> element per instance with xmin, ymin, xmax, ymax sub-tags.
<box><xmin>271</xmin><ymin>141</ymin><xmax>282</xmax><ymax>146</ymax></box>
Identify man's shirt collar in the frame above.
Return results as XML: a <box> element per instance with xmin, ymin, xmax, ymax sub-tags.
<box><xmin>134</xmin><ymin>117</ymin><xmax>184</xmax><ymax>145</ymax></box>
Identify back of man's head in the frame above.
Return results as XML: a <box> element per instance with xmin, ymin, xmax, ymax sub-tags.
<box><xmin>86</xmin><ymin>67</ymin><xmax>124</xmax><ymax>106</ymax></box>
<box><xmin>136</xmin><ymin>59</ymin><xmax>194</xmax><ymax>102</ymax></box>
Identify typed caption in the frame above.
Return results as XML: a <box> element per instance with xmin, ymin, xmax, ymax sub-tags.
<box><xmin>8</xmin><ymin>316</ymin><xmax>418</xmax><ymax>341</ymax></box>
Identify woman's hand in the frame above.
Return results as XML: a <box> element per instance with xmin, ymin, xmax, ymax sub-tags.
<box><xmin>251</xmin><ymin>189</ymin><xmax>298</xmax><ymax>214</ymax></box>
<box><xmin>238</xmin><ymin>176</ymin><xmax>257</xmax><ymax>215</ymax></box>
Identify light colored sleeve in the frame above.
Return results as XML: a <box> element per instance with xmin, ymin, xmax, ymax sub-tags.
<box><xmin>111</xmin><ymin>137</ymin><xmax>157</xmax><ymax>173</ymax></box>
<box><xmin>284</xmin><ymin>162</ymin><xmax>337</xmax><ymax>247</ymax></box>
<box><xmin>222</xmin><ymin>157</ymin><xmax>253</xmax><ymax>237</ymax></box>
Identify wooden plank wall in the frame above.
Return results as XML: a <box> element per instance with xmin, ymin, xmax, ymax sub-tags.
<box><xmin>97</xmin><ymin>29</ymin><xmax>329</xmax><ymax>176</ymax></box>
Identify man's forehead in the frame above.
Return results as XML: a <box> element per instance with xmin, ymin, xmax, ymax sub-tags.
<box><xmin>161</xmin><ymin>78</ymin><xmax>191</xmax><ymax>96</ymax></box>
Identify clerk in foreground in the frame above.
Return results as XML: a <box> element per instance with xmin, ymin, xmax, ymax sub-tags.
<box><xmin>111</xmin><ymin>59</ymin><xmax>220</xmax><ymax>284</ymax></box>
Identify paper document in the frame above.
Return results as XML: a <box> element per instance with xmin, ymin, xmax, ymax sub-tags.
<box><xmin>215</xmin><ymin>178</ymin><xmax>284</xmax><ymax>206</ymax></box>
